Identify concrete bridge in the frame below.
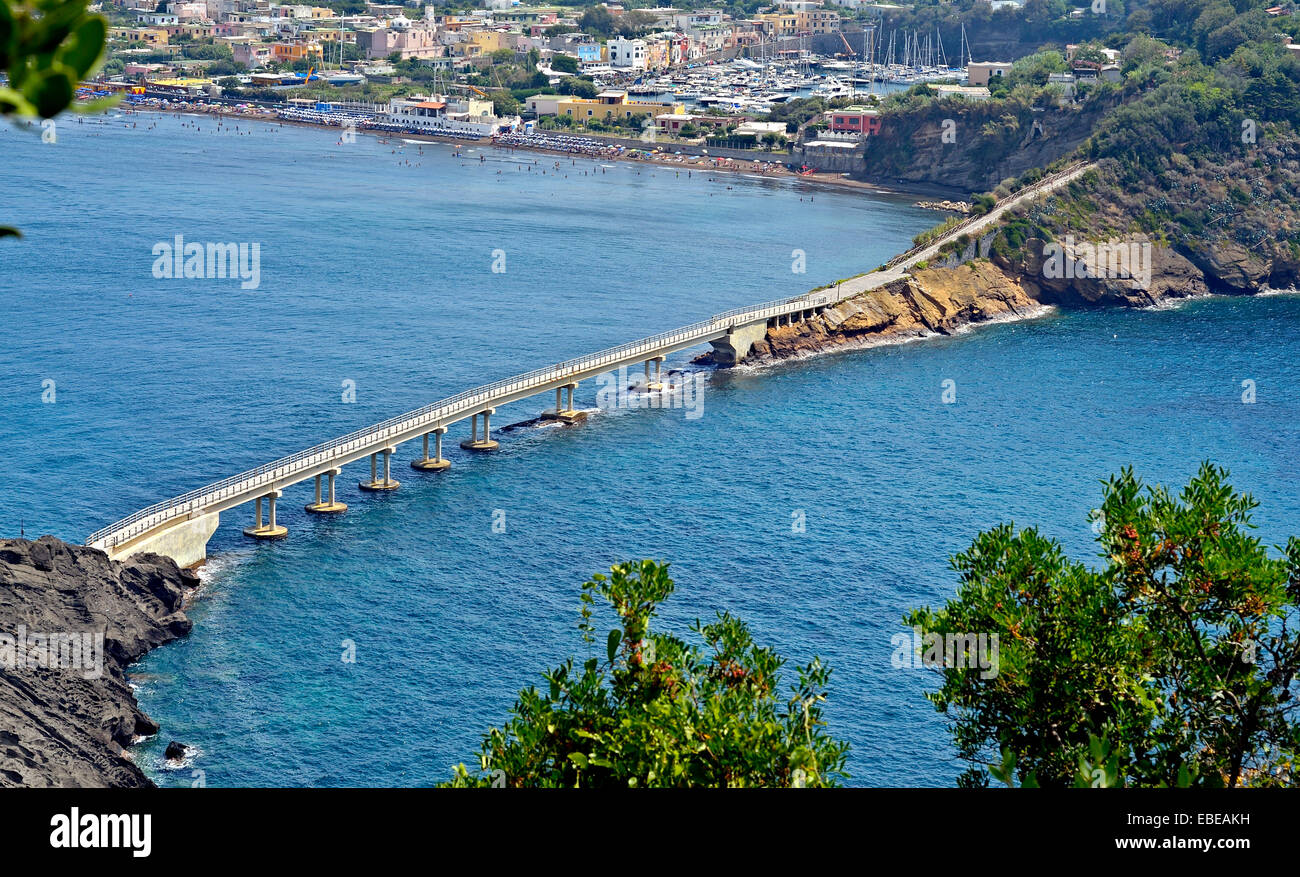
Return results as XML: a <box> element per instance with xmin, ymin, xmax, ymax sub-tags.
<box><xmin>85</xmin><ymin>161</ymin><xmax>1092</xmax><ymax>567</ymax></box>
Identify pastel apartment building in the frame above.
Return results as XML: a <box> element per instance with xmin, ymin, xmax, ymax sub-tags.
<box><xmin>110</xmin><ymin>26</ymin><xmax>170</xmax><ymax>45</ymax></box>
<box><xmin>828</xmin><ymin>105</ymin><xmax>881</xmax><ymax>135</ymax></box>
<box><xmin>555</xmin><ymin>90</ymin><xmax>684</xmax><ymax>121</ymax></box>
<box><xmin>270</xmin><ymin>41</ymin><xmax>323</xmax><ymax>63</ymax></box>
<box><xmin>967</xmin><ymin>61</ymin><xmax>1013</xmax><ymax>87</ymax></box>
<box><xmin>355</xmin><ymin>24</ymin><xmax>440</xmax><ymax>59</ymax></box>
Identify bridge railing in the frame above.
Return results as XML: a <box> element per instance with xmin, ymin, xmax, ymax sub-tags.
<box><xmin>85</xmin><ymin>294</ymin><xmax>821</xmax><ymax>550</ymax></box>
<box><xmin>880</xmin><ymin>160</ymin><xmax>1091</xmax><ymax>272</ymax></box>
<box><xmin>86</xmin><ymin>166</ymin><xmax>1099</xmax><ymax>551</ymax></box>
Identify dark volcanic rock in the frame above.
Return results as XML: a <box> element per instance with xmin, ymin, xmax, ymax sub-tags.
<box><xmin>0</xmin><ymin>536</ymin><xmax>197</xmax><ymax>788</ymax></box>
<box><xmin>164</xmin><ymin>741</ymin><xmax>186</xmax><ymax>761</ymax></box>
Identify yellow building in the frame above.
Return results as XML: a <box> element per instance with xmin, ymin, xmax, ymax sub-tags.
<box><xmin>757</xmin><ymin>13</ymin><xmax>799</xmax><ymax>36</ymax></box>
<box><xmin>109</xmin><ymin>27</ymin><xmax>170</xmax><ymax>46</ymax></box>
<box><xmin>468</xmin><ymin>29</ymin><xmax>509</xmax><ymax>54</ymax></box>
<box><xmin>557</xmin><ymin>90</ymin><xmax>685</xmax><ymax>121</ymax></box>
<box><xmin>271</xmin><ymin>41</ymin><xmax>324</xmax><ymax>62</ymax></box>
<box><xmin>797</xmin><ymin>10</ymin><xmax>841</xmax><ymax>34</ymax></box>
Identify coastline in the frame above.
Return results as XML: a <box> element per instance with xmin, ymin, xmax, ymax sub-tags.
<box><xmin>0</xmin><ymin>537</ymin><xmax>197</xmax><ymax>788</ymax></box>
<box><xmin>118</xmin><ymin>102</ymin><xmax>955</xmax><ymax>200</ymax></box>
<box><xmin>719</xmin><ymin>255</ymin><xmax>1298</xmax><ymax>369</ymax></box>
<box><xmin>15</xmin><ymin>110</ymin><xmax>1296</xmax><ymax>788</ymax></box>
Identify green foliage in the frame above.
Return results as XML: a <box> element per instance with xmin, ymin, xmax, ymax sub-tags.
<box><xmin>1005</xmin><ymin>50</ymin><xmax>1068</xmax><ymax>90</ymax></box>
<box><xmin>970</xmin><ymin>193</ymin><xmax>997</xmax><ymax>216</ymax></box>
<box><xmin>1</xmin><ymin>0</ymin><xmax>107</xmax><ymax>118</ymax></box>
<box><xmin>441</xmin><ymin>560</ymin><xmax>849</xmax><ymax>788</ymax></box>
<box><xmin>490</xmin><ymin>91</ymin><xmax>519</xmax><ymax>117</ymax></box>
<box><xmin>2</xmin><ymin>0</ymin><xmax>109</xmax><ymax>237</ymax></box>
<box><xmin>557</xmin><ymin>75</ymin><xmax>597</xmax><ymax>99</ymax></box>
<box><xmin>550</xmin><ymin>53</ymin><xmax>578</xmax><ymax>74</ymax></box>
<box><xmin>578</xmin><ymin>6</ymin><xmax>657</xmax><ymax>38</ymax></box>
<box><xmin>766</xmin><ymin>96</ymin><xmax>827</xmax><ymax>135</ymax></box>
<box><xmin>180</xmin><ymin>42</ymin><xmax>232</xmax><ymax>61</ymax></box>
<box><xmin>912</xmin><ymin>215</ymin><xmax>964</xmax><ymax>248</ymax></box>
<box><xmin>908</xmin><ymin>464</ymin><xmax>1300</xmax><ymax>788</ymax></box>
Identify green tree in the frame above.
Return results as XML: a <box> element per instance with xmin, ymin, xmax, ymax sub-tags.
<box><xmin>906</xmin><ymin>464</ymin><xmax>1300</xmax><ymax>788</ymax></box>
<box><xmin>550</xmin><ymin>53</ymin><xmax>579</xmax><ymax>74</ymax></box>
<box><xmin>2</xmin><ymin>0</ymin><xmax>109</xmax><ymax>237</ymax></box>
<box><xmin>578</xmin><ymin>5</ymin><xmax>614</xmax><ymax>36</ymax></box>
<box><xmin>558</xmin><ymin>75</ymin><xmax>597</xmax><ymax>99</ymax></box>
<box><xmin>491</xmin><ymin>91</ymin><xmax>519</xmax><ymax>117</ymax></box>
<box><xmin>442</xmin><ymin>560</ymin><xmax>850</xmax><ymax>788</ymax></box>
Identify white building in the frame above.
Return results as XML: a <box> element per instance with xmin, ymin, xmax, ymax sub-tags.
<box><xmin>135</xmin><ymin>11</ymin><xmax>179</xmax><ymax>24</ymax></box>
<box><xmin>380</xmin><ymin>95</ymin><xmax>519</xmax><ymax>137</ymax></box>
<box><xmin>607</xmin><ymin>36</ymin><xmax>647</xmax><ymax>70</ymax></box>
<box><xmin>734</xmin><ymin>120</ymin><xmax>787</xmax><ymax>139</ymax></box>
<box><xmin>933</xmin><ymin>84</ymin><xmax>991</xmax><ymax>101</ymax></box>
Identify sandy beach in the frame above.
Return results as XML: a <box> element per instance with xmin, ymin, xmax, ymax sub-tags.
<box><xmin>113</xmin><ymin>98</ymin><xmax>957</xmax><ymax>202</ymax></box>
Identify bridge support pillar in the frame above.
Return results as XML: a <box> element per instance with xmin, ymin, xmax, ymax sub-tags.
<box><xmin>708</xmin><ymin>320</ymin><xmax>770</xmax><ymax>367</ymax></box>
<box><xmin>306</xmin><ymin>468</ymin><xmax>347</xmax><ymax>513</ymax></box>
<box><xmin>412</xmin><ymin>427</ymin><xmax>451</xmax><ymax>471</ymax></box>
<box><xmin>359</xmin><ymin>448</ymin><xmax>400</xmax><ymax>491</ymax></box>
<box><xmin>461</xmin><ymin>408</ymin><xmax>499</xmax><ymax>451</ymax></box>
<box><xmin>543</xmin><ymin>383</ymin><xmax>585</xmax><ymax>424</ymax></box>
<box><xmin>644</xmin><ymin>357</ymin><xmax>664</xmax><ymax>391</ymax></box>
<box><xmin>244</xmin><ymin>491</ymin><xmax>288</xmax><ymax>540</ymax></box>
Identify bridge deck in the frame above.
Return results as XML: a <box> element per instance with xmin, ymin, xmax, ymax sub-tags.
<box><xmin>85</xmin><ymin>161</ymin><xmax>1092</xmax><ymax>556</ymax></box>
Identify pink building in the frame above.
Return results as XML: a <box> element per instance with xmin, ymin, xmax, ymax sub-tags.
<box><xmin>355</xmin><ymin>26</ymin><xmax>441</xmax><ymax>60</ymax></box>
<box><xmin>828</xmin><ymin>107</ymin><xmax>881</xmax><ymax>136</ymax></box>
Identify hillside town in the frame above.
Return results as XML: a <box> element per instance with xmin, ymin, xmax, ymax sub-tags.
<box><xmin>80</xmin><ymin>0</ymin><xmax>1300</xmax><ymax>174</ymax></box>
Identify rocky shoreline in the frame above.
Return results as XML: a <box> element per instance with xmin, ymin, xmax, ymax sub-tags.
<box><xmin>4</xmin><ymin>228</ymin><xmax>1293</xmax><ymax>788</ymax></box>
<box><xmin>720</xmin><ymin>237</ymin><xmax>1297</xmax><ymax>365</ymax></box>
<box><xmin>0</xmin><ymin>537</ymin><xmax>197</xmax><ymax>788</ymax></box>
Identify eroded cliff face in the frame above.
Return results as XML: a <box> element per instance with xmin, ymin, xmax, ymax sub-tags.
<box><xmin>745</xmin><ymin>262</ymin><xmax>1042</xmax><ymax>360</ymax></box>
<box><xmin>0</xmin><ymin>536</ymin><xmax>197</xmax><ymax>788</ymax></box>
<box><xmin>740</xmin><ymin>236</ymin><xmax>1294</xmax><ymax>365</ymax></box>
<box><xmin>859</xmin><ymin>99</ymin><xmax>1115</xmax><ymax>193</ymax></box>
<box><xmin>1001</xmin><ymin>238</ymin><xmax>1212</xmax><ymax>308</ymax></box>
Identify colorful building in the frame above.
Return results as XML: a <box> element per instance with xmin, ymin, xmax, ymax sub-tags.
<box><xmin>556</xmin><ymin>90</ymin><xmax>684</xmax><ymax>121</ymax></box>
<box><xmin>828</xmin><ymin>106</ymin><xmax>881</xmax><ymax>136</ymax></box>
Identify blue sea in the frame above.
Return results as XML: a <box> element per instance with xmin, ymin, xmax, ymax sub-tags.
<box><xmin>2</xmin><ymin>113</ymin><xmax>1298</xmax><ymax>787</ymax></box>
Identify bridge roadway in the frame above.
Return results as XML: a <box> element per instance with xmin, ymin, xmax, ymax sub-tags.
<box><xmin>85</xmin><ymin>161</ymin><xmax>1093</xmax><ymax>567</ymax></box>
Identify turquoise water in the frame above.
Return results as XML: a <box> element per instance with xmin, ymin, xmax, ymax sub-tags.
<box><xmin>2</xmin><ymin>114</ymin><xmax>1298</xmax><ymax>787</ymax></box>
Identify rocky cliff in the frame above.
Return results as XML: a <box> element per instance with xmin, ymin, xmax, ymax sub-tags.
<box><xmin>0</xmin><ymin>537</ymin><xmax>196</xmax><ymax>788</ymax></box>
<box><xmin>860</xmin><ymin>98</ymin><xmax>1115</xmax><ymax>194</ymax></box>
<box><xmin>744</xmin><ymin>262</ymin><xmax>1042</xmax><ymax>361</ymax></box>
<box><xmin>736</xmin><ymin>234</ymin><xmax>1292</xmax><ymax>366</ymax></box>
